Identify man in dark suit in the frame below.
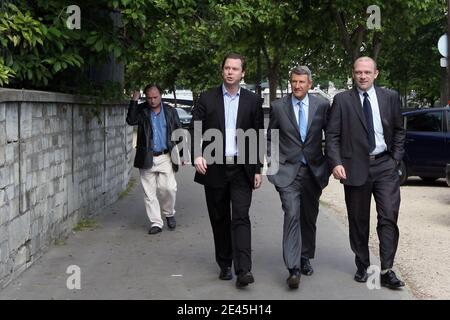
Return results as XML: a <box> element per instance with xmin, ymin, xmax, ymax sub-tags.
<box><xmin>127</xmin><ymin>84</ymin><xmax>182</xmax><ymax>235</ymax></box>
<box><xmin>326</xmin><ymin>57</ymin><xmax>406</xmax><ymax>289</ymax></box>
<box><xmin>190</xmin><ymin>53</ymin><xmax>264</xmax><ymax>288</ymax></box>
<box><xmin>267</xmin><ymin>66</ymin><xmax>330</xmax><ymax>289</ymax></box>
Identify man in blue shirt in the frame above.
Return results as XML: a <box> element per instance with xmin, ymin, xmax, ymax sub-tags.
<box><xmin>267</xmin><ymin>66</ymin><xmax>330</xmax><ymax>289</ymax></box>
<box><xmin>127</xmin><ymin>84</ymin><xmax>182</xmax><ymax>235</ymax></box>
<box><xmin>191</xmin><ymin>53</ymin><xmax>264</xmax><ymax>288</ymax></box>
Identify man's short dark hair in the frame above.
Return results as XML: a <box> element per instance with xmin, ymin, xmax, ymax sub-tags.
<box><xmin>221</xmin><ymin>53</ymin><xmax>246</xmax><ymax>72</ymax></box>
<box><xmin>143</xmin><ymin>84</ymin><xmax>163</xmax><ymax>95</ymax></box>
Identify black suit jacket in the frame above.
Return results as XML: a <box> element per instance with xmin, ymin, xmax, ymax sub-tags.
<box><xmin>326</xmin><ymin>86</ymin><xmax>406</xmax><ymax>186</ymax></box>
<box><xmin>267</xmin><ymin>94</ymin><xmax>330</xmax><ymax>189</ymax></box>
<box><xmin>190</xmin><ymin>86</ymin><xmax>264</xmax><ymax>188</ymax></box>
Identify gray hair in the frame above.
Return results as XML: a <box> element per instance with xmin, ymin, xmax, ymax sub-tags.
<box><xmin>289</xmin><ymin>66</ymin><xmax>312</xmax><ymax>82</ymax></box>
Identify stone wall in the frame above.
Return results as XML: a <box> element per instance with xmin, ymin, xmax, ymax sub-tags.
<box><xmin>0</xmin><ymin>89</ymin><xmax>133</xmax><ymax>287</ymax></box>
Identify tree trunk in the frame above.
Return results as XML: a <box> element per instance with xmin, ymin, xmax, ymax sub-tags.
<box><xmin>171</xmin><ymin>85</ymin><xmax>177</xmax><ymax>108</ymax></box>
<box><xmin>255</xmin><ymin>49</ymin><xmax>262</xmax><ymax>97</ymax></box>
<box><xmin>268</xmin><ymin>64</ymin><xmax>280</xmax><ymax>102</ymax></box>
<box><xmin>372</xmin><ymin>32</ymin><xmax>382</xmax><ymax>61</ymax></box>
<box><xmin>192</xmin><ymin>91</ymin><xmax>200</xmax><ymax>108</ymax></box>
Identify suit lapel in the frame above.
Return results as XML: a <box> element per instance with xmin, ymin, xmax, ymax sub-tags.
<box><xmin>375</xmin><ymin>86</ymin><xmax>390</xmax><ymax>131</ymax></box>
<box><xmin>216</xmin><ymin>86</ymin><xmax>225</xmax><ymax>133</ymax></box>
<box><xmin>282</xmin><ymin>94</ymin><xmax>301</xmax><ymax>137</ymax></box>
<box><xmin>350</xmin><ymin>87</ymin><xmax>368</xmax><ymax>133</ymax></box>
<box><xmin>306</xmin><ymin>94</ymin><xmax>318</xmax><ymax>134</ymax></box>
<box><xmin>236</xmin><ymin>89</ymin><xmax>247</xmax><ymax>130</ymax></box>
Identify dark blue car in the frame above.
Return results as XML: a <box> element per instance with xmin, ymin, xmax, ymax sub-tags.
<box><xmin>400</xmin><ymin>106</ymin><xmax>450</xmax><ymax>185</ymax></box>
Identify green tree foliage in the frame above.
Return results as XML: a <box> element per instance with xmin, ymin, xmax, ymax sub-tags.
<box><xmin>0</xmin><ymin>0</ymin><xmax>446</xmax><ymax>107</ymax></box>
<box><xmin>124</xmin><ymin>0</ymin><xmax>225</xmax><ymax>101</ymax></box>
<box><xmin>0</xmin><ymin>2</ymin><xmax>83</xmax><ymax>88</ymax></box>
<box><xmin>0</xmin><ymin>0</ymin><xmax>150</xmax><ymax>92</ymax></box>
<box><xmin>326</xmin><ymin>0</ymin><xmax>446</xmax><ymax>106</ymax></box>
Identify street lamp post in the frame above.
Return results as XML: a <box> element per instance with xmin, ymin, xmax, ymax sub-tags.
<box><xmin>447</xmin><ymin>0</ymin><xmax>450</xmax><ymax>105</ymax></box>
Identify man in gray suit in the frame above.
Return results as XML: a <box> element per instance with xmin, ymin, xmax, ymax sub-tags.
<box><xmin>267</xmin><ymin>66</ymin><xmax>330</xmax><ymax>289</ymax></box>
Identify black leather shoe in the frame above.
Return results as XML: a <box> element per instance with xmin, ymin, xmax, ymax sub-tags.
<box><xmin>287</xmin><ymin>269</ymin><xmax>301</xmax><ymax>289</ymax></box>
<box><xmin>148</xmin><ymin>226</ymin><xmax>162</xmax><ymax>235</ymax></box>
<box><xmin>301</xmin><ymin>258</ymin><xmax>314</xmax><ymax>276</ymax></box>
<box><xmin>166</xmin><ymin>216</ymin><xmax>176</xmax><ymax>230</ymax></box>
<box><xmin>380</xmin><ymin>270</ymin><xmax>405</xmax><ymax>289</ymax></box>
<box><xmin>354</xmin><ymin>268</ymin><xmax>368</xmax><ymax>282</ymax></box>
<box><xmin>236</xmin><ymin>271</ymin><xmax>254</xmax><ymax>288</ymax></box>
<box><xmin>219</xmin><ymin>267</ymin><xmax>232</xmax><ymax>280</ymax></box>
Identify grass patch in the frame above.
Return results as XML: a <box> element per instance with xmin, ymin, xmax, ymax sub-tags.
<box><xmin>119</xmin><ymin>177</ymin><xmax>136</xmax><ymax>199</ymax></box>
<box><xmin>54</xmin><ymin>238</ymin><xmax>66</xmax><ymax>246</ymax></box>
<box><xmin>73</xmin><ymin>218</ymin><xmax>98</xmax><ymax>232</ymax></box>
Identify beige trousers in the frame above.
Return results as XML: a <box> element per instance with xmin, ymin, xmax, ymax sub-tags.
<box><xmin>139</xmin><ymin>154</ymin><xmax>177</xmax><ymax>228</ymax></box>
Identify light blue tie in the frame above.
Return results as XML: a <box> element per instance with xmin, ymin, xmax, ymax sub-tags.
<box><xmin>298</xmin><ymin>101</ymin><xmax>307</xmax><ymax>165</ymax></box>
<box><xmin>298</xmin><ymin>101</ymin><xmax>307</xmax><ymax>143</ymax></box>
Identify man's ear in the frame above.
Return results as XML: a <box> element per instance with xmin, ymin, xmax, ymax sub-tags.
<box><xmin>374</xmin><ymin>70</ymin><xmax>379</xmax><ymax>79</ymax></box>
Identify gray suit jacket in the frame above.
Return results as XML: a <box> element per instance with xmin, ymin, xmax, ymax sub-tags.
<box><xmin>267</xmin><ymin>93</ymin><xmax>331</xmax><ymax>189</ymax></box>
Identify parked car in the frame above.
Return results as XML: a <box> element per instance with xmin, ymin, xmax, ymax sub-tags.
<box><xmin>399</xmin><ymin>106</ymin><xmax>450</xmax><ymax>185</ymax></box>
<box><xmin>175</xmin><ymin>107</ymin><xmax>192</xmax><ymax>128</ymax></box>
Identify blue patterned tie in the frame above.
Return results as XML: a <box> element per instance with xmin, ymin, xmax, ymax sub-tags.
<box><xmin>363</xmin><ymin>92</ymin><xmax>376</xmax><ymax>153</ymax></box>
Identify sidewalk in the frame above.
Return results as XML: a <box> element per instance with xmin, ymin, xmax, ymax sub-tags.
<box><xmin>0</xmin><ymin>165</ymin><xmax>412</xmax><ymax>300</ymax></box>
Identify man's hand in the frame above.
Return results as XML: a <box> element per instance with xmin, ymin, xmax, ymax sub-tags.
<box><xmin>132</xmin><ymin>91</ymin><xmax>140</xmax><ymax>101</ymax></box>
<box><xmin>194</xmin><ymin>156</ymin><xmax>207</xmax><ymax>174</ymax></box>
<box><xmin>332</xmin><ymin>165</ymin><xmax>347</xmax><ymax>180</ymax></box>
<box><xmin>254</xmin><ymin>174</ymin><xmax>262</xmax><ymax>189</ymax></box>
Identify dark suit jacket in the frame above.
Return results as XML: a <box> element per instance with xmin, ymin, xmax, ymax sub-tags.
<box><xmin>267</xmin><ymin>94</ymin><xmax>331</xmax><ymax>189</ymax></box>
<box><xmin>126</xmin><ymin>101</ymin><xmax>182</xmax><ymax>171</ymax></box>
<box><xmin>190</xmin><ymin>86</ymin><xmax>264</xmax><ymax>188</ymax></box>
<box><xmin>326</xmin><ymin>86</ymin><xmax>406</xmax><ymax>186</ymax></box>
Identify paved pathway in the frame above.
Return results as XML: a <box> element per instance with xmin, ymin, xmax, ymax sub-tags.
<box><xmin>0</xmin><ymin>165</ymin><xmax>412</xmax><ymax>300</ymax></box>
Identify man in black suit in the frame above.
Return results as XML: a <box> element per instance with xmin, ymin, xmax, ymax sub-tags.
<box><xmin>190</xmin><ymin>53</ymin><xmax>264</xmax><ymax>288</ymax></box>
<box><xmin>267</xmin><ymin>66</ymin><xmax>330</xmax><ymax>289</ymax></box>
<box><xmin>326</xmin><ymin>57</ymin><xmax>406</xmax><ymax>289</ymax></box>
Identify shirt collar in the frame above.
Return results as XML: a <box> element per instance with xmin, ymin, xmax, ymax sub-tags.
<box><xmin>292</xmin><ymin>94</ymin><xmax>309</xmax><ymax>107</ymax></box>
<box><xmin>150</xmin><ymin>102</ymin><xmax>164</xmax><ymax>115</ymax></box>
<box><xmin>222</xmin><ymin>84</ymin><xmax>241</xmax><ymax>97</ymax></box>
<box><xmin>357</xmin><ymin>85</ymin><xmax>376</xmax><ymax>97</ymax></box>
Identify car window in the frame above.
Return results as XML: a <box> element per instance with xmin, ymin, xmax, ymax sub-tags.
<box><xmin>406</xmin><ymin>111</ymin><xmax>443</xmax><ymax>132</ymax></box>
<box><xmin>447</xmin><ymin>110</ymin><xmax>450</xmax><ymax>131</ymax></box>
<box><xmin>176</xmin><ymin>108</ymin><xmax>189</xmax><ymax>116</ymax></box>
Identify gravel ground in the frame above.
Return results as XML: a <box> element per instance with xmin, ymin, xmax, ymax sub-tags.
<box><xmin>321</xmin><ymin>177</ymin><xmax>450</xmax><ymax>300</ymax></box>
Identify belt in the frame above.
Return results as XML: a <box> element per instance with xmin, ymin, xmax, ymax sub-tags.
<box><xmin>153</xmin><ymin>149</ymin><xmax>169</xmax><ymax>156</ymax></box>
<box><xmin>369</xmin><ymin>151</ymin><xmax>389</xmax><ymax>161</ymax></box>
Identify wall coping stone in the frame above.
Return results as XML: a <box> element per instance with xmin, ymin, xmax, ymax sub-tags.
<box><xmin>0</xmin><ymin>88</ymin><xmax>127</xmax><ymax>105</ymax></box>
